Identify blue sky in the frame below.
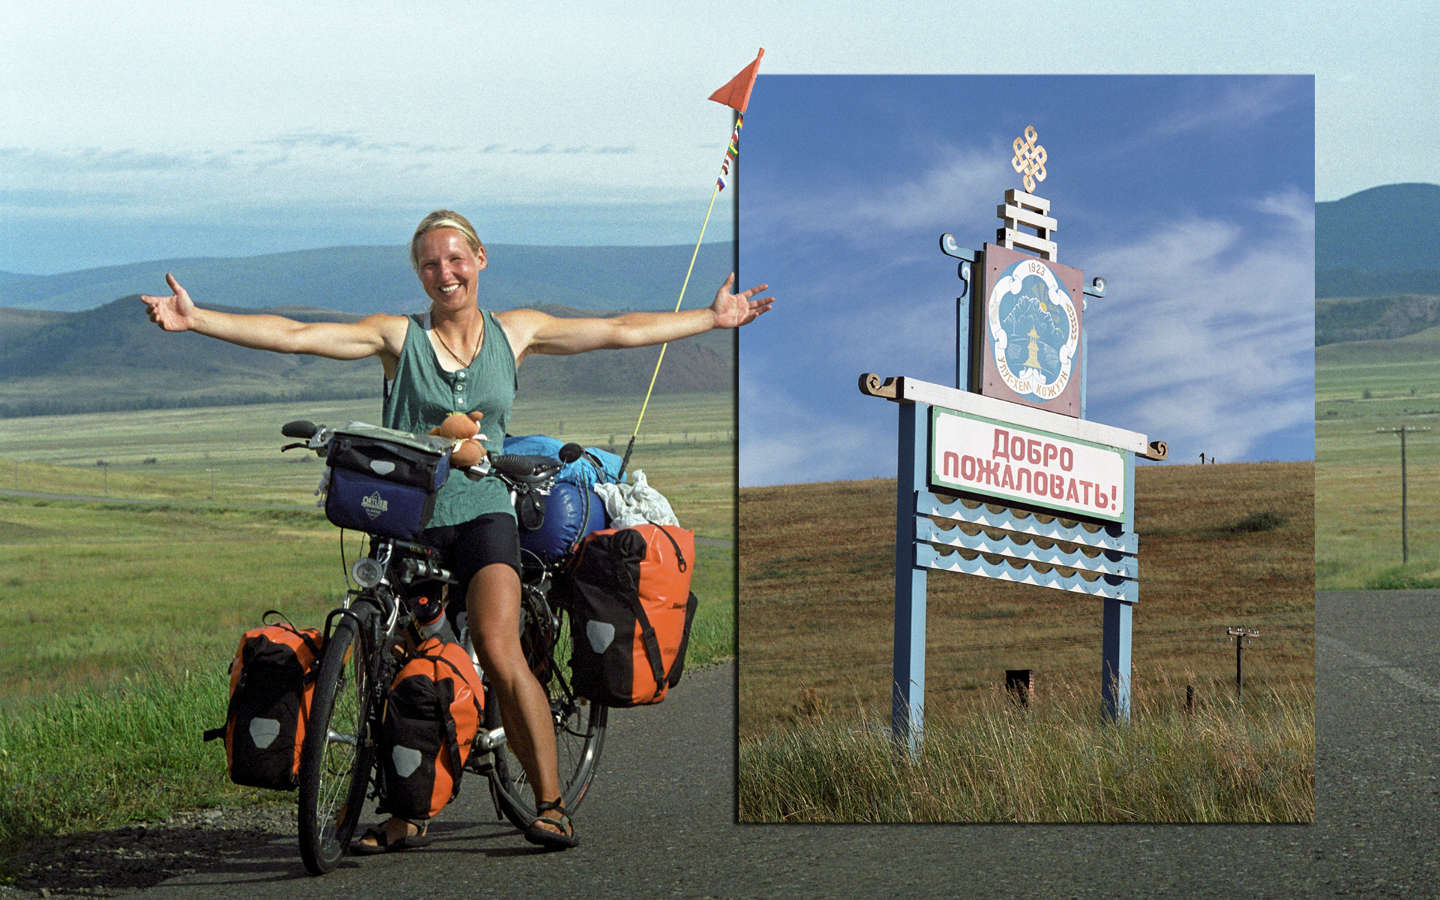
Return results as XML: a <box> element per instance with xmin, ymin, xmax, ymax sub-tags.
<box><xmin>0</xmin><ymin>2</ymin><xmax>1431</xmax><ymax>478</ymax></box>
<box><xmin>1</xmin><ymin>2</ymin><xmax>1435</xmax><ymax>275</ymax></box>
<box><xmin>738</xmin><ymin>76</ymin><xmax>1315</xmax><ymax>484</ymax></box>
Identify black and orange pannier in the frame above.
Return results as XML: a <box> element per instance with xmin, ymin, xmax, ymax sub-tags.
<box><xmin>204</xmin><ymin>612</ymin><xmax>323</xmax><ymax>790</ymax></box>
<box><xmin>378</xmin><ymin>636</ymin><xmax>484</xmax><ymax>821</ymax></box>
<box><xmin>564</xmin><ymin>524</ymin><xmax>698</xmax><ymax>707</ymax></box>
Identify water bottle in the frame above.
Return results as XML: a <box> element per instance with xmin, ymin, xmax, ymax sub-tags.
<box><xmin>412</xmin><ymin>595</ymin><xmax>457</xmax><ymax>643</ymax></box>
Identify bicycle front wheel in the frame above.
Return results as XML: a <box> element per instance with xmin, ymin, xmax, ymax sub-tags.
<box><xmin>298</xmin><ymin>612</ymin><xmax>373</xmax><ymax>875</ymax></box>
<box><xmin>488</xmin><ymin>610</ymin><xmax>607</xmax><ymax>830</ymax></box>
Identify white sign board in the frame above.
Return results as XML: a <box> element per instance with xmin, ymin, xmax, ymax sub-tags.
<box><xmin>930</xmin><ymin>406</ymin><xmax>1129</xmax><ymax>522</ymax></box>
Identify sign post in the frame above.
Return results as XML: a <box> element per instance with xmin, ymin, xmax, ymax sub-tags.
<box><xmin>861</xmin><ymin>126</ymin><xmax>1167</xmax><ymax>758</ymax></box>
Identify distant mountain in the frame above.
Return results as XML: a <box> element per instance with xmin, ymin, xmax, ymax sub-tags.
<box><xmin>0</xmin><ymin>296</ymin><xmax>732</xmax><ymax>418</ymax></box>
<box><xmin>1316</xmin><ymin>183</ymin><xmax>1440</xmax><ymax>298</ymax></box>
<box><xmin>0</xmin><ymin>242</ymin><xmax>736</xmax><ymax>315</ymax></box>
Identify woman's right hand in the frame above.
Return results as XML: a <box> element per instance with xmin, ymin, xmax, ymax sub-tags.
<box><xmin>140</xmin><ymin>272</ymin><xmax>199</xmax><ymax>332</ymax></box>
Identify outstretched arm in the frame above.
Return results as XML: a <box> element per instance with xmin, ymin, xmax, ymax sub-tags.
<box><xmin>139</xmin><ymin>272</ymin><xmax>405</xmax><ymax>361</ymax></box>
<box><xmin>497</xmin><ymin>272</ymin><xmax>773</xmax><ymax>361</ymax></box>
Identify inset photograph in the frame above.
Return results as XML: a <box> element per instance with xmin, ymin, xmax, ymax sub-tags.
<box><xmin>737</xmin><ymin>75</ymin><xmax>1315</xmax><ymax>823</ymax></box>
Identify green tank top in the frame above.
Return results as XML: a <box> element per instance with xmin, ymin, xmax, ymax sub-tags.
<box><xmin>383</xmin><ymin>310</ymin><xmax>517</xmax><ymax>527</ymax></box>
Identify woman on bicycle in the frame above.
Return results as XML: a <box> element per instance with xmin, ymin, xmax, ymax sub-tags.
<box><xmin>140</xmin><ymin>209</ymin><xmax>772</xmax><ymax>850</ymax></box>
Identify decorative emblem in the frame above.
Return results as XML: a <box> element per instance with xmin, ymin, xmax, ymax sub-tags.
<box><xmin>987</xmin><ymin>256</ymin><xmax>1079</xmax><ymax>402</ymax></box>
<box><xmin>1010</xmin><ymin>125</ymin><xmax>1047</xmax><ymax>193</ymax></box>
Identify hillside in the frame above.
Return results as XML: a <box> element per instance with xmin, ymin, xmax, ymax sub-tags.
<box><xmin>738</xmin><ymin>462</ymin><xmax>1314</xmax><ymax>738</ymax></box>
<box><xmin>1316</xmin><ymin>294</ymin><xmax>1440</xmax><ymax>346</ymax></box>
<box><xmin>1316</xmin><ymin>183</ymin><xmax>1440</xmax><ymax>298</ymax></box>
<box><xmin>0</xmin><ymin>240</ymin><xmax>737</xmax><ymax>416</ymax></box>
<box><xmin>0</xmin><ymin>297</ymin><xmax>732</xmax><ymax>417</ymax></box>
<box><xmin>0</xmin><ymin>242</ymin><xmax>735</xmax><ymax>315</ymax></box>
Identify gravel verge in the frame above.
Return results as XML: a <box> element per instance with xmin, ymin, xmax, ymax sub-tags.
<box><xmin>0</xmin><ymin>804</ymin><xmax>293</xmax><ymax>898</ymax></box>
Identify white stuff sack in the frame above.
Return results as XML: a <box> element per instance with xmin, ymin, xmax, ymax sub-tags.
<box><xmin>592</xmin><ymin>470</ymin><xmax>679</xmax><ymax>527</ymax></box>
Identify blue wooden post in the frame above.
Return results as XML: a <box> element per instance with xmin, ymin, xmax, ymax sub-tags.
<box><xmin>1101</xmin><ymin>449</ymin><xmax>1136</xmax><ymax>721</ymax></box>
<box><xmin>892</xmin><ymin>399</ymin><xmax>929</xmax><ymax>758</ymax></box>
<box><xmin>941</xmin><ymin>234</ymin><xmax>976</xmax><ymax>392</ymax></box>
<box><xmin>1101</xmin><ymin>597</ymin><xmax>1133</xmax><ymax>721</ymax></box>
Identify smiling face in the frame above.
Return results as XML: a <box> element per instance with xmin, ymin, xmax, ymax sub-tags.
<box><xmin>414</xmin><ymin>228</ymin><xmax>487</xmax><ymax>309</ymax></box>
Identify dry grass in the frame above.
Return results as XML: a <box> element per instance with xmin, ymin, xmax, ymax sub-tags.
<box><xmin>738</xmin><ymin>462</ymin><xmax>1314</xmax><ymax>744</ymax></box>
<box><xmin>739</xmin><ymin>671</ymin><xmax>1314</xmax><ymax>823</ymax></box>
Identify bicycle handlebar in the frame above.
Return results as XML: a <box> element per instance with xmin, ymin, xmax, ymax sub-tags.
<box><xmin>281</xmin><ymin>420</ymin><xmax>582</xmax><ymax>493</ymax></box>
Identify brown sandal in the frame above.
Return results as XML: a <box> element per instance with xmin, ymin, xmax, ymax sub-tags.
<box><xmin>523</xmin><ymin>799</ymin><xmax>578</xmax><ymax>850</ymax></box>
<box><xmin>353</xmin><ymin>818</ymin><xmax>431</xmax><ymax>854</ymax></box>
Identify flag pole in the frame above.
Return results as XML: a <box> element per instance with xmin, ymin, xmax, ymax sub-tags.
<box><xmin>617</xmin><ymin>177</ymin><xmax>725</xmax><ymax>479</ymax></box>
<box><xmin>617</xmin><ymin>49</ymin><xmax>761</xmax><ymax>480</ymax></box>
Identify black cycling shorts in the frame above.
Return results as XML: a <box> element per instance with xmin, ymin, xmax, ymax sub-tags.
<box><xmin>421</xmin><ymin>512</ymin><xmax>522</xmax><ymax>590</ymax></box>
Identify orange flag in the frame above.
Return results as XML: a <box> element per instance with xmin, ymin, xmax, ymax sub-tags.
<box><xmin>708</xmin><ymin>48</ymin><xmax>765</xmax><ymax>114</ymax></box>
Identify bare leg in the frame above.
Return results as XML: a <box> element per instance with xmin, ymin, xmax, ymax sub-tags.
<box><xmin>466</xmin><ymin>562</ymin><xmax>565</xmax><ymax>832</ymax></box>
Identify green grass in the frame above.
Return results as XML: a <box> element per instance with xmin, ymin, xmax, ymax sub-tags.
<box><xmin>0</xmin><ymin>667</ymin><xmax>244</xmax><ymax>849</ymax></box>
<box><xmin>739</xmin><ymin>673</ymin><xmax>1314</xmax><ymax>823</ymax></box>
<box><xmin>1316</xmin><ymin>330</ymin><xmax>1440</xmax><ymax>588</ymax></box>
<box><xmin>0</xmin><ymin>392</ymin><xmax>736</xmax><ymax>856</ymax></box>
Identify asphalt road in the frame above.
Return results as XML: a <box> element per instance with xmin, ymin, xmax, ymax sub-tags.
<box><xmin>72</xmin><ymin>590</ymin><xmax>1438</xmax><ymax>896</ymax></box>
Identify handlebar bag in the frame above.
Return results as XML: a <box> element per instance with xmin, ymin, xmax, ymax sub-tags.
<box><xmin>325</xmin><ymin>423</ymin><xmax>450</xmax><ymax>539</ymax></box>
<box><xmin>564</xmin><ymin>524</ymin><xmax>698</xmax><ymax>707</ymax></box>
<box><xmin>203</xmin><ymin>613</ymin><xmax>323</xmax><ymax>790</ymax></box>
<box><xmin>378</xmin><ymin>636</ymin><xmax>484</xmax><ymax>821</ymax></box>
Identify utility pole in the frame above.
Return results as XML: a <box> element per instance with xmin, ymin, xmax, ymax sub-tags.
<box><xmin>1227</xmin><ymin>627</ymin><xmax>1260</xmax><ymax>698</ymax></box>
<box><xmin>1377</xmin><ymin>426</ymin><xmax>1431</xmax><ymax>563</ymax></box>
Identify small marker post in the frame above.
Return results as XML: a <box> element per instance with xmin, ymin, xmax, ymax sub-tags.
<box><xmin>1226</xmin><ymin>626</ymin><xmax>1260</xmax><ymax>698</ymax></box>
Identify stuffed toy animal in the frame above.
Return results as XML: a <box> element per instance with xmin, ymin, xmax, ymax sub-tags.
<box><xmin>430</xmin><ymin>411</ymin><xmax>488</xmax><ymax>468</ymax></box>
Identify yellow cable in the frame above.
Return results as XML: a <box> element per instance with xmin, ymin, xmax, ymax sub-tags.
<box><xmin>628</xmin><ymin>180</ymin><xmax>722</xmax><ymax>442</ymax></box>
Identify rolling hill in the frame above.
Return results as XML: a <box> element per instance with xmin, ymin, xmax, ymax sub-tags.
<box><xmin>0</xmin><ymin>242</ymin><xmax>736</xmax><ymax>315</ymax></box>
<box><xmin>0</xmin><ymin>242</ymin><xmax>737</xmax><ymax>416</ymax></box>
<box><xmin>0</xmin><ymin>296</ymin><xmax>733</xmax><ymax>417</ymax></box>
<box><xmin>1316</xmin><ymin>183</ymin><xmax>1440</xmax><ymax>298</ymax></box>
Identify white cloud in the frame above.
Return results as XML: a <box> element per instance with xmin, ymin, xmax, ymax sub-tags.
<box><xmin>747</xmin><ymin>142</ymin><xmax>1001</xmax><ymax>246</ymax></box>
<box><xmin>1083</xmin><ymin>202</ymin><xmax>1314</xmax><ymax>461</ymax></box>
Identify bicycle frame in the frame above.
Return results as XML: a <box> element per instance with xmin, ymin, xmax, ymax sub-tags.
<box><xmin>290</xmin><ymin>419</ymin><xmax>606</xmax><ymax>874</ymax></box>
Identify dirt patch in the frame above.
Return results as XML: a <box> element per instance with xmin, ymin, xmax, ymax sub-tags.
<box><xmin>0</xmin><ymin>804</ymin><xmax>291</xmax><ymax>898</ymax></box>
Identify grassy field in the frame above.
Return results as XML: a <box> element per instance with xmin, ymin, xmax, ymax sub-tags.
<box><xmin>0</xmin><ymin>391</ymin><xmax>734</xmax><ymax>853</ymax></box>
<box><xmin>737</xmin><ymin>462</ymin><xmax>1313</xmax><ymax>822</ymax></box>
<box><xmin>1316</xmin><ymin>325</ymin><xmax>1440</xmax><ymax>588</ymax></box>
<box><xmin>0</xmin><ymin>393</ymin><xmax>735</xmax><ymax>534</ymax></box>
<box><xmin>740</xmin><ymin>675</ymin><xmax>1314</xmax><ymax>823</ymax></box>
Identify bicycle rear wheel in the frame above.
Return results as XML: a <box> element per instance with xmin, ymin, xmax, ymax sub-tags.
<box><xmin>488</xmin><ymin>607</ymin><xmax>607</xmax><ymax>831</ymax></box>
<box><xmin>298</xmin><ymin>613</ymin><xmax>373</xmax><ymax>875</ymax></box>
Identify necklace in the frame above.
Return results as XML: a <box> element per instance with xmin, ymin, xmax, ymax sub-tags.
<box><xmin>432</xmin><ymin>314</ymin><xmax>482</xmax><ymax>368</ymax></box>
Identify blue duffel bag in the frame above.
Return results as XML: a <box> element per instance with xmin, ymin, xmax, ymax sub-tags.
<box><xmin>503</xmin><ymin>435</ymin><xmax>617</xmax><ymax>565</ymax></box>
<box><xmin>519</xmin><ymin>480</ymin><xmax>607</xmax><ymax>565</ymax></box>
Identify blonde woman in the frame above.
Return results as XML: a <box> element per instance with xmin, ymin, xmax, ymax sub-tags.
<box><xmin>141</xmin><ymin>210</ymin><xmax>772</xmax><ymax>849</ymax></box>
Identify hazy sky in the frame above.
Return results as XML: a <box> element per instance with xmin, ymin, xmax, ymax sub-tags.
<box><xmin>738</xmin><ymin>75</ymin><xmax>1315</xmax><ymax>484</ymax></box>
<box><xmin>1</xmin><ymin>1</ymin><xmax>1436</xmax><ymax>274</ymax></box>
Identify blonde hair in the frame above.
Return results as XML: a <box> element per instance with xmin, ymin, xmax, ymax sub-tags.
<box><xmin>410</xmin><ymin>210</ymin><xmax>483</xmax><ymax>270</ymax></box>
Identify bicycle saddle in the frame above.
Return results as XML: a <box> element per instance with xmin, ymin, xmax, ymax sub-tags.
<box><xmin>492</xmin><ymin>454</ymin><xmax>563</xmax><ymax>485</ymax></box>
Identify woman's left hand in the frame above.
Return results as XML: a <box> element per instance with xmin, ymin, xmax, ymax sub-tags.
<box><xmin>710</xmin><ymin>273</ymin><xmax>773</xmax><ymax>328</ymax></box>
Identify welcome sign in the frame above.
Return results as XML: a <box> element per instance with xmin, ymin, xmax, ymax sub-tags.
<box><xmin>929</xmin><ymin>407</ymin><xmax>1129</xmax><ymax>523</ymax></box>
